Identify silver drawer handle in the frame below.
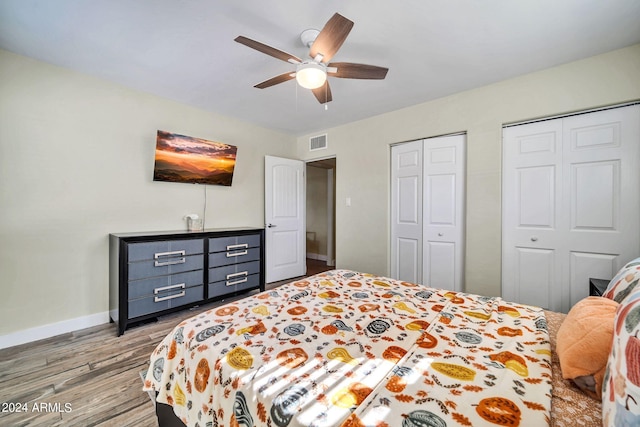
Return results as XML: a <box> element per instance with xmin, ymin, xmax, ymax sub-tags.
<box><xmin>226</xmin><ymin>250</ymin><xmax>248</xmax><ymax>257</ymax></box>
<box><xmin>154</xmin><ymin>250</ymin><xmax>186</xmax><ymax>266</ymax></box>
<box><xmin>226</xmin><ymin>276</ymin><xmax>248</xmax><ymax>286</ymax></box>
<box><xmin>226</xmin><ymin>271</ymin><xmax>248</xmax><ymax>279</ymax></box>
<box><xmin>154</xmin><ymin>291</ymin><xmax>185</xmax><ymax>302</ymax></box>
<box><xmin>226</xmin><ymin>243</ymin><xmax>249</xmax><ymax>250</ymax></box>
<box><xmin>154</xmin><ymin>283</ymin><xmax>186</xmax><ymax>294</ymax></box>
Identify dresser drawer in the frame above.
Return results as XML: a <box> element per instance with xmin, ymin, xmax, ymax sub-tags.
<box><xmin>128</xmin><ymin>239</ymin><xmax>203</xmax><ymax>262</ymax></box>
<box><xmin>208</xmin><ymin>273</ymin><xmax>260</xmax><ymax>298</ymax></box>
<box><xmin>128</xmin><ymin>284</ymin><xmax>203</xmax><ymax>319</ymax></box>
<box><xmin>128</xmin><ymin>270</ymin><xmax>203</xmax><ymax>300</ymax></box>
<box><xmin>209</xmin><ymin>247</ymin><xmax>260</xmax><ymax>267</ymax></box>
<box><xmin>128</xmin><ymin>254</ymin><xmax>203</xmax><ymax>281</ymax></box>
<box><xmin>208</xmin><ymin>234</ymin><xmax>260</xmax><ymax>253</ymax></box>
<box><xmin>208</xmin><ymin>261</ymin><xmax>260</xmax><ymax>284</ymax></box>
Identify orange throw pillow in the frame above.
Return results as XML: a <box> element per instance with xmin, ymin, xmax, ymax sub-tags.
<box><xmin>556</xmin><ymin>296</ymin><xmax>618</xmax><ymax>399</ymax></box>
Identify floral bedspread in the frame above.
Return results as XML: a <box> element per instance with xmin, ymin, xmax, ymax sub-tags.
<box><xmin>143</xmin><ymin>270</ymin><xmax>552</xmax><ymax>427</ymax></box>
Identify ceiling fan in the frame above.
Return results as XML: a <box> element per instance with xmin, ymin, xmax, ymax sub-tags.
<box><xmin>234</xmin><ymin>13</ymin><xmax>388</xmax><ymax>104</ymax></box>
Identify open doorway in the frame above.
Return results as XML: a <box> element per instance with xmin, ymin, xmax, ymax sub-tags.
<box><xmin>306</xmin><ymin>158</ymin><xmax>336</xmax><ymax>275</ymax></box>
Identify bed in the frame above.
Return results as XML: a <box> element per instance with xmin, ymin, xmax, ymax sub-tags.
<box><xmin>143</xmin><ymin>265</ymin><xmax>640</xmax><ymax>426</ymax></box>
<box><xmin>144</xmin><ymin>269</ymin><xmax>557</xmax><ymax>426</ymax></box>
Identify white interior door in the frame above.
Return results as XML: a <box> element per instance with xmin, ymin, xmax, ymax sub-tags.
<box><xmin>391</xmin><ymin>140</ymin><xmax>423</xmax><ymax>283</ymax></box>
<box><xmin>502</xmin><ymin>105</ymin><xmax>640</xmax><ymax>312</ymax></box>
<box><xmin>423</xmin><ymin>134</ymin><xmax>466</xmax><ymax>292</ymax></box>
<box><xmin>265</xmin><ymin>156</ymin><xmax>306</xmax><ymax>283</ymax></box>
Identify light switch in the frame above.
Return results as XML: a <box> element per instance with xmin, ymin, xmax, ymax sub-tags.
<box><xmin>346</xmin><ymin>197</ymin><xmax>351</xmax><ymax>207</ymax></box>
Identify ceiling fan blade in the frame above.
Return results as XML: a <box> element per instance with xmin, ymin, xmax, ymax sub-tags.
<box><xmin>254</xmin><ymin>72</ymin><xmax>296</xmax><ymax>89</ymax></box>
<box><xmin>312</xmin><ymin>80</ymin><xmax>332</xmax><ymax>104</ymax></box>
<box><xmin>309</xmin><ymin>13</ymin><xmax>354</xmax><ymax>63</ymax></box>
<box><xmin>235</xmin><ymin>36</ymin><xmax>302</xmax><ymax>64</ymax></box>
<box><xmin>328</xmin><ymin>62</ymin><xmax>389</xmax><ymax>79</ymax></box>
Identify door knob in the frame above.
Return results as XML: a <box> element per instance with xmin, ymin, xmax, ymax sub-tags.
<box><xmin>267</xmin><ymin>224</ymin><xmax>277</xmax><ymax>228</ymax></box>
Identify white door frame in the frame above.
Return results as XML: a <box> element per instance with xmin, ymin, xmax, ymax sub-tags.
<box><xmin>327</xmin><ymin>167</ymin><xmax>335</xmax><ymax>266</ymax></box>
<box><xmin>305</xmin><ymin>157</ymin><xmax>337</xmax><ymax>267</ymax></box>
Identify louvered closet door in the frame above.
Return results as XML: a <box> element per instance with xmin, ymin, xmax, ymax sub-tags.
<box><xmin>502</xmin><ymin>105</ymin><xmax>640</xmax><ymax>312</ymax></box>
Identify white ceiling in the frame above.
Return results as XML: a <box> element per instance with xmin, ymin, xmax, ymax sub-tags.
<box><xmin>1</xmin><ymin>0</ymin><xmax>639</xmax><ymax>136</ymax></box>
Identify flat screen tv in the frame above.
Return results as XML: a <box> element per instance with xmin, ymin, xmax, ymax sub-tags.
<box><xmin>153</xmin><ymin>130</ymin><xmax>237</xmax><ymax>186</ymax></box>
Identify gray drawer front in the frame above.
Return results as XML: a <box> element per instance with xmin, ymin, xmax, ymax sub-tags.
<box><xmin>209</xmin><ymin>247</ymin><xmax>260</xmax><ymax>267</ymax></box>
<box><xmin>128</xmin><ymin>285</ymin><xmax>203</xmax><ymax>319</ymax></box>
<box><xmin>208</xmin><ymin>273</ymin><xmax>260</xmax><ymax>298</ymax></box>
<box><xmin>128</xmin><ymin>239</ymin><xmax>203</xmax><ymax>262</ymax></box>
<box><xmin>128</xmin><ymin>270</ymin><xmax>203</xmax><ymax>300</ymax></box>
<box><xmin>208</xmin><ymin>234</ymin><xmax>261</xmax><ymax>253</ymax></box>
<box><xmin>208</xmin><ymin>261</ymin><xmax>260</xmax><ymax>284</ymax></box>
<box><xmin>128</xmin><ymin>254</ymin><xmax>203</xmax><ymax>281</ymax></box>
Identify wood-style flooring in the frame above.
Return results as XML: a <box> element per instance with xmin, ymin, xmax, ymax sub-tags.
<box><xmin>0</xmin><ymin>259</ymin><xmax>333</xmax><ymax>427</ymax></box>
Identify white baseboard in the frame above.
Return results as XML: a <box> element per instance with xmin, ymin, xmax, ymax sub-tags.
<box><xmin>307</xmin><ymin>252</ymin><xmax>328</xmax><ymax>262</ymax></box>
<box><xmin>0</xmin><ymin>311</ymin><xmax>110</xmax><ymax>350</ymax></box>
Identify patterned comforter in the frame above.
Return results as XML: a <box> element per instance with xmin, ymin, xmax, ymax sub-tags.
<box><xmin>143</xmin><ymin>270</ymin><xmax>552</xmax><ymax>427</ymax></box>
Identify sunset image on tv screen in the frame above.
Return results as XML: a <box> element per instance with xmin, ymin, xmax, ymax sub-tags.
<box><xmin>153</xmin><ymin>130</ymin><xmax>237</xmax><ymax>186</ymax></box>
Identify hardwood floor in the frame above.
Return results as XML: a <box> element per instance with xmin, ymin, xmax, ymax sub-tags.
<box><xmin>0</xmin><ymin>260</ymin><xmax>334</xmax><ymax>427</ymax></box>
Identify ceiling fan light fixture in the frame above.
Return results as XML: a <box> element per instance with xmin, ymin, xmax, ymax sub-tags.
<box><xmin>296</xmin><ymin>62</ymin><xmax>327</xmax><ymax>89</ymax></box>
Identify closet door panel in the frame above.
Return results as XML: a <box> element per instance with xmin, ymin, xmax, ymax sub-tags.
<box><xmin>562</xmin><ymin>106</ymin><xmax>640</xmax><ymax>306</ymax></box>
<box><xmin>514</xmin><ymin>247</ymin><xmax>555</xmax><ymax>310</ymax></box>
<box><xmin>391</xmin><ymin>135</ymin><xmax>466</xmax><ymax>289</ymax></box>
<box><xmin>502</xmin><ymin>119</ymin><xmax>563</xmax><ymax>311</ymax></box>
<box><xmin>569</xmin><ymin>252</ymin><xmax>619</xmax><ymax>306</ymax></box>
<box><xmin>391</xmin><ymin>141</ymin><xmax>423</xmax><ymax>283</ymax></box>
<box><xmin>423</xmin><ymin>134</ymin><xmax>465</xmax><ymax>292</ymax></box>
<box><xmin>395</xmin><ymin>238</ymin><xmax>421</xmax><ymax>284</ymax></box>
<box><xmin>425</xmin><ymin>241</ymin><xmax>456</xmax><ymax>289</ymax></box>
<box><xmin>503</xmin><ymin>104</ymin><xmax>640</xmax><ymax>312</ymax></box>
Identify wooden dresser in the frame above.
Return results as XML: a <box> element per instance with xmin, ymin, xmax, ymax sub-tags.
<box><xmin>109</xmin><ymin>227</ymin><xmax>264</xmax><ymax>335</ymax></box>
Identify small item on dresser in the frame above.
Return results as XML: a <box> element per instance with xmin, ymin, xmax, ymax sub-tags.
<box><xmin>556</xmin><ymin>296</ymin><xmax>619</xmax><ymax>399</ymax></box>
<box><xmin>184</xmin><ymin>214</ymin><xmax>203</xmax><ymax>231</ymax></box>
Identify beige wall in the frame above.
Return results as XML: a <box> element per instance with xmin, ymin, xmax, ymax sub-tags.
<box><xmin>296</xmin><ymin>44</ymin><xmax>640</xmax><ymax>298</ymax></box>
<box><xmin>0</xmin><ymin>50</ymin><xmax>295</xmax><ymax>337</ymax></box>
<box><xmin>2</xmin><ymin>44</ymin><xmax>639</xmax><ymax>341</ymax></box>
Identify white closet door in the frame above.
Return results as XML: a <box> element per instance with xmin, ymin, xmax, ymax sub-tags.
<box><xmin>391</xmin><ymin>135</ymin><xmax>466</xmax><ymax>289</ymax></box>
<box><xmin>502</xmin><ymin>105</ymin><xmax>640</xmax><ymax>312</ymax></box>
<box><xmin>391</xmin><ymin>141</ymin><xmax>423</xmax><ymax>283</ymax></box>
<box><xmin>502</xmin><ymin>119</ymin><xmax>564</xmax><ymax>311</ymax></box>
<box><xmin>562</xmin><ymin>106</ymin><xmax>640</xmax><ymax>307</ymax></box>
<box><xmin>423</xmin><ymin>134</ymin><xmax>466</xmax><ymax>291</ymax></box>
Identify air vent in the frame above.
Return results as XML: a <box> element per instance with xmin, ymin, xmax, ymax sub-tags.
<box><xmin>309</xmin><ymin>134</ymin><xmax>328</xmax><ymax>151</ymax></box>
